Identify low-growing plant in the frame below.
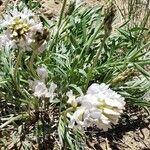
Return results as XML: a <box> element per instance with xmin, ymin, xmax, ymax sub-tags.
<box><xmin>0</xmin><ymin>0</ymin><xmax>150</xmax><ymax>149</ymax></box>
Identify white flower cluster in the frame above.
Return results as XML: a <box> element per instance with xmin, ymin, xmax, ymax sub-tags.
<box><xmin>29</xmin><ymin>67</ymin><xmax>57</xmax><ymax>100</ymax></box>
<box><xmin>67</xmin><ymin>83</ymin><xmax>126</xmax><ymax>131</ymax></box>
<box><xmin>0</xmin><ymin>8</ymin><xmax>47</xmax><ymax>52</ymax></box>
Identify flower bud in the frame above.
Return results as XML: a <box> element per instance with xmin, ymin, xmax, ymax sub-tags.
<box><xmin>36</xmin><ymin>67</ymin><xmax>48</xmax><ymax>81</ymax></box>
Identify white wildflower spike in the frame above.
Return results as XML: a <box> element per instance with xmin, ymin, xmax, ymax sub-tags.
<box><xmin>0</xmin><ymin>8</ymin><xmax>47</xmax><ymax>51</ymax></box>
<box><xmin>29</xmin><ymin>80</ymin><xmax>57</xmax><ymax>99</ymax></box>
<box><xmin>69</xmin><ymin>83</ymin><xmax>126</xmax><ymax>131</ymax></box>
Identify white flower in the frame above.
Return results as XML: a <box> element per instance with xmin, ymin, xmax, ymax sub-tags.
<box><xmin>87</xmin><ymin>83</ymin><xmax>109</xmax><ymax>94</ymax></box>
<box><xmin>0</xmin><ymin>8</ymin><xmax>46</xmax><ymax>51</ymax></box>
<box><xmin>45</xmin><ymin>82</ymin><xmax>57</xmax><ymax>100</ymax></box>
<box><xmin>33</xmin><ymin>81</ymin><xmax>48</xmax><ymax>98</ymax></box>
<box><xmin>84</xmin><ymin>108</ymin><xmax>112</xmax><ymax>131</ymax></box>
<box><xmin>37</xmin><ymin>41</ymin><xmax>47</xmax><ymax>53</ymax></box>
<box><xmin>69</xmin><ymin>106</ymin><xmax>86</xmax><ymax>128</ymax></box>
<box><xmin>68</xmin><ymin>83</ymin><xmax>126</xmax><ymax>131</ymax></box>
<box><xmin>0</xmin><ymin>8</ymin><xmax>33</xmax><ymax>28</ymax></box>
<box><xmin>69</xmin><ymin>107</ymin><xmax>112</xmax><ymax>131</ymax></box>
<box><xmin>87</xmin><ymin>83</ymin><xmax>125</xmax><ymax>109</ymax></box>
<box><xmin>66</xmin><ymin>90</ymin><xmax>77</xmax><ymax>107</ymax></box>
<box><xmin>29</xmin><ymin>80</ymin><xmax>57</xmax><ymax>99</ymax></box>
<box><xmin>36</xmin><ymin>67</ymin><xmax>48</xmax><ymax>81</ymax></box>
<box><xmin>0</xmin><ymin>33</ymin><xmax>16</xmax><ymax>48</ymax></box>
<box><xmin>77</xmin><ymin>94</ymin><xmax>100</xmax><ymax>107</ymax></box>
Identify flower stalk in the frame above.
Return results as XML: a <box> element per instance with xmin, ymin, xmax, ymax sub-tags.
<box><xmin>13</xmin><ymin>50</ymin><xmax>23</xmax><ymax>91</ymax></box>
<box><xmin>13</xmin><ymin>51</ymin><xmax>23</xmax><ymax>79</ymax></box>
<box><xmin>29</xmin><ymin>50</ymin><xmax>39</xmax><ymax>78</ymax></box>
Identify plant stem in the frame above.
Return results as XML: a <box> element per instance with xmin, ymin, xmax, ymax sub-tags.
<box><xmin>13</xmin><ymin>50</ymin><xmax>23</xmax><ymax>92</ymax></box>
<box><xmin>85</xmin><ymin>37</ymin><xmax>107</xmax><ymax>90</ymax></box>
<box><xmin>13</xmin><ymin>50</ymin><xmax>23</xmax><ymax>80</ymax></box>
<box><xmin>58</xmin><ymin>0</ymin><xmax>67</xmax><ymax>28</ymax></box>
<box><xmin>138</xmin><ymin>9</ymin><xmax>150</xmax><ymax>39</ymax></box>
<box><xmin>48</xmin><ymin>0</ymin><xmax>67</xmax><ymax>53</ymax></box>
<box><xmin>29</xmin><ymin>51</ymin><xmax>38</xmax><ymax>78</ymax></box>
<box><xmin>12</xmin><ymin>50</ymin><xmax>29</xmax><ymax>98</ymax></box>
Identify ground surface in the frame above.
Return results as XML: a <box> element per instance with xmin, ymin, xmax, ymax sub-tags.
<box><xmin>0</xmin><ymin>0</ymin><xmax>150</xmax><ymax>150</ymax></box>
